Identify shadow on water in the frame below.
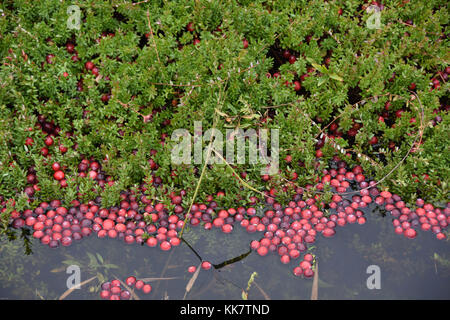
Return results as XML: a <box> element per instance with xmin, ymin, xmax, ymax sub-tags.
<box><xmin>1</xmin><ymin>203</ymin><xmax>449</xmax><ymax>300</ymax></box>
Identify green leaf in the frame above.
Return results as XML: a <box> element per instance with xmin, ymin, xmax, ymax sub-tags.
<box><xmin>87</xmin><ymin>252</ymin><xmax>98</xmax><ymax>267</ymax></box>
<box><xmin>96</xmin><ymin>253</ymin><xmax>104</xmax><ymax>264</ymax></box>
<box><xmin>329</xmin><ymin>73</ymin><xmax>343</xmax><ymax>82</ymax></box>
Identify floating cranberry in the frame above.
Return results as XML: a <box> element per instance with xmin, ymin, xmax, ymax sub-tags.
<box><xmin>280</xmin><ymin>254</ymin><xmax>290</xmax><ymax>264</ymax></box>
<box><xmin>100</xmin><ymin>290</ymin><xmax>111</xmax><ymax>300</ymax></box>
<box><xmin>110</xmin><ymin>286</ymin><xmax>121</xmax><ymax>295</ymax></box>
<box><xmin>322</xmin><ymin>228</ymin><xmax>335</xmax><ymax>237</ymax></box>
<box><xmin>61</xmin><ymin>236</ymin><xmax>72</xmax><ymax>246</ymax></box>
<box><xmin>404</xmin><ymin>228</ymin><xmax>417</xmax><ymax>239</ymax></box>
<box><xmin>201</xmin><ymin>261</ymin><xmax>212</xmax><ymax>270</ymax></box>
<box><xmin>120</xmin><ymin>290</ymin><xmax>131</xmax><ymax>300</ymax></box>
<box><xmin>188</xmin><ymin>266</ymin><xmax>197</xmax><ymax>273</ymax></box>
<box><xmin>160</xmin><ymin>241</ymin><xmax>171</xmax><ymax>251</ymax></box>
<box><xmin>303</xmin><ymin>268</ymin><xmax>314</xmax><ymax>278</ymax></box>
<box><xmin>293</xmin><ymin>266</ymin><xmax>303</xmax><ymax>276</ymax></box>
<box><xmin>142</xmin><ymin>284</ymin><xmax>152</xmax><ymax>294</ymax></box>
<box><xmin>257</xmin><ymin>246</ymin><xmax>268</xmax><ymax>256</ymax></box>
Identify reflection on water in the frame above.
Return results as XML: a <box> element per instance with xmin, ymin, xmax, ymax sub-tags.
<box><xmin>1</xmin><ymin>203</ymin><xmax>449</xmax><ymax>300</ymax></box>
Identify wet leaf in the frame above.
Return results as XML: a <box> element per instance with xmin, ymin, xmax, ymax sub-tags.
<box><xmin>241</xmin><ymin>290</ymin><xmax>248</xmax><ymax>300</ymax></box>
<box><xmin>62</xmin><ymin>259</ymin><xmax>79</xmax><ymax>266</ymax></box>
<box><xmin>96</xmin><ymin>253</ymin><xmax>104</xmax><ymax>264</ymax></box>
<box><xmin>50</xmin><ymin>266</ymin><xmax>66</xmax><ymax>273</ymax></box>
<box><xmin>87</xmin><ymin>252</ymin><xmax>97</xmax><ymax>267</ymax></box>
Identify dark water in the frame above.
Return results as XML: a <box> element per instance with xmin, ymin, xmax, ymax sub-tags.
<box><xmin>1</xmin><ymin>203</ymin><xmax>449</xmax><ymax>300</ymax></box>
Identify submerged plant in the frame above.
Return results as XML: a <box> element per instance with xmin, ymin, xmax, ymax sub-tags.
<box><xmin>241</xmin><ymin>271</ymin><xmax>258</xmax><ymax>300</ymax></box>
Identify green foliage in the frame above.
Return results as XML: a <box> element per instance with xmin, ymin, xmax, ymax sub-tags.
<box><xmin>0</xmin><ymin>0</ymin><xmax>448</xmax><ymax>222</ymax></box>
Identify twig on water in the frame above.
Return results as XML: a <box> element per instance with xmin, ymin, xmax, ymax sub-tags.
<box><xmin>58</xmin><ymin>276</ymin><xmax>97</xmax><ymax>300</ymax></box>
<box><xmin>140</xmin><ymin>276</ymin><xmax>180</xmax><ymax>282</ymax></box>
<box><xmin>253</xmin><ymin>281</ymin><xmax>271</xmax><ymax>300</ymax></box>
<box><xmin>183</xmin><ymin>262</ymin><xmax>202</xmax><ymax>300</ymax></box>
<box><xmin>311</xmin><ymin>262</ymin><xmax>318</xmax><ymax>300</ymax></box>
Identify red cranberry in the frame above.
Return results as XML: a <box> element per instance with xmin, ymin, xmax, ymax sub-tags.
<box><xmin>201</xmin><ymin>261</ymin><xmax>212</xmax><ymax>270</ymax></box>
<box><xmin>242</xmin><ymin>38</ymin><xmax>249</xmax><ymax>49</ymax></box>
<box><xmin>142</xmin><ymin>284</ymin><xmax>152</xmax><ymax>294</ymax></box>
<box><xmin>100</xmin><ymin>290</ymin><xmax>110</xmax><ymax>299</ymax></box>
<box><xmin>85</xmin><ymin>61</ymin><xmax>94</xmax><ymax>70</ymax></box>
<box><xmin>66</xmin><ymin>43</ymin><xmax>75</xmax><ymax>53</ymax></box>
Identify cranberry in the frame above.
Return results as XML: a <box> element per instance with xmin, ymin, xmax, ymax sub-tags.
<box><xmin>120</xmin><ymin>290</ymin><xmax>131</xmax><ymax>300</ymax></box>
<box><xmin>53</xmin><ymin>170</ymin><xmax>65</xmax><ymax>181</ymax></box>
<box><xmin>100</xmin><ymin>290</ymin><xmax>110</xmax><ymax>300</ymax></box>
<box><xmin>46</xmin><ymin>54</ymin><xmax>55</xmax><ymax>64</ymax></box>
<box><xmin>91</xmin><ymin>67</ymin><xmax>99</xmax><ymax>76</ymax></box>
<box><xmin>52</xmin><ymin>162</ymin><xmax>61</xmax><ymax>171</ymax></box>
<box><xmin>66</xmin><ymin>43</ymin><xmax>75</xmax><ymax>53</ymax></box>
<box><xmin>312</xmin><ymin>149</ymin><xmax>323</xmax><ymax>160</ymax></box>
<box><xmin>201</xmin><ymin>261</ymin><xmax>212</xmax><ymax>270</ymax></box>
<box><xmin>257</xmin><ymin>246</ymin><xmax>268</xmax><ymax>256</ymax></box>
<box><xmin>293</xmin><ymin>266</ymin><xmax>303</xmax><ymax>276</ymax></box>
<box><xmin>25</xmin><ymin>137</ymin><xmax>34</xmax><ymax>146</ymax></box>
<box><xmin>404</xmin><ymin>228</ymin><xmax>417</xmax><ymax>239</ymax></box>
<box><xmin>160</xmin><ymin>240</ymin><xmax>171</xmax><ymax>251</ymax></box>
<box><xmin>242</xmin><ymin>38</ymin><xmax>249</xmax><ymax>49</ymax></box>
<box><xmin>85</xmin><ymin>61</ymin><xmax>94</xmax><ymax>70</ymax></box>
<box><xmin>44</xmin><ymin>136</ymin><xmax>54</xmax><ymax>146</ymax></box>
<box><xmin>369</xmin><ymin>136</ymin><xmax>378</xmax><ymax>145</ymax></box>
<box><xmin>289</xmin><ymin>55</ymin><xmax>297</xmax><ymax>64</ymax></box>
<box><xmin>142</xmin><ymin>284</ymin><xmax>152</xmax><ymax>294</ymax></box>
<box><xmin>188</xmin><ymin>265</ymin><xmax>197</xmax><ymax>273</ymax></box>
